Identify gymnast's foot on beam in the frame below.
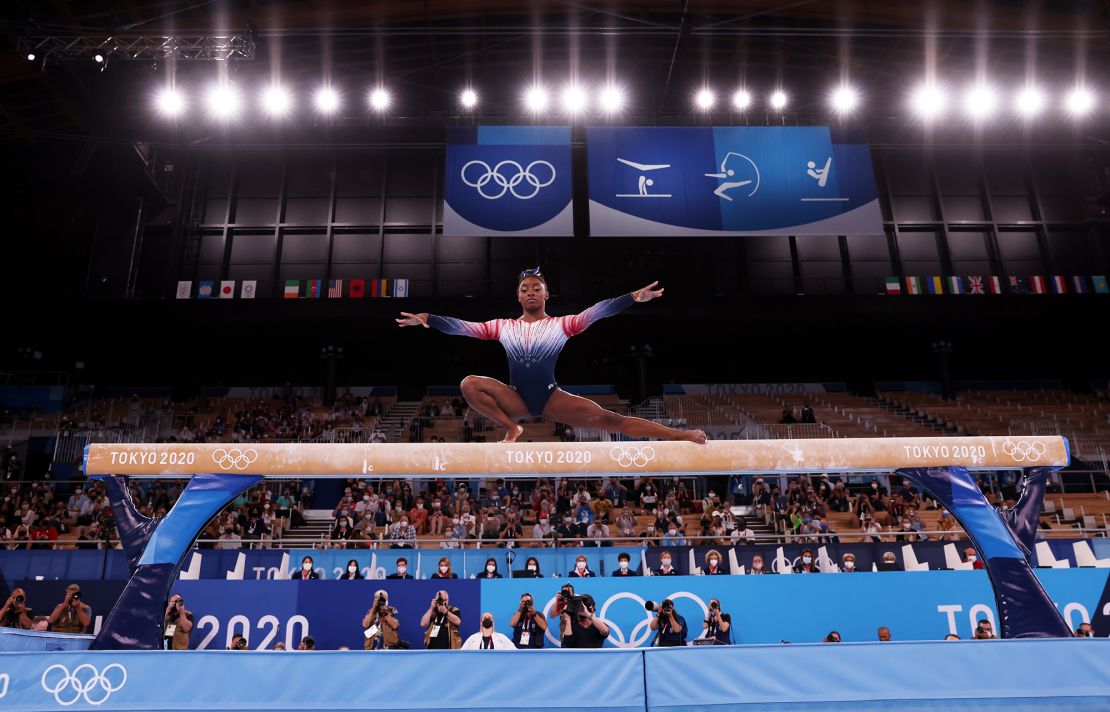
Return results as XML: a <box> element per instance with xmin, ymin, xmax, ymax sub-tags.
<box><xmin>500</xmin><ymin>424</ymin><xmax>525</xmax><ymax>443</ymax></box>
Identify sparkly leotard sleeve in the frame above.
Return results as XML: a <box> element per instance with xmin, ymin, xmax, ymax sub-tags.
<box><xmin>428</xmin><ymin>293</ymin><xmax>635</xmax><ymax>416</ymax></box>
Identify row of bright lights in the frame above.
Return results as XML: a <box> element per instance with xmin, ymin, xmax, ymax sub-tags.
<box><xmin>154</xmin><ymin>81</ymin><xmax>1102</xmax><ymax>120</ymax></box>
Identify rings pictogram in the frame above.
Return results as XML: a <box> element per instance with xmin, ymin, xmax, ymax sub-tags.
<box><xmin>1002</xmin><ymin>440</ymin><xmax>1046</xmax><ymax>463</ymax></box>
<box><xmin>461</xmin><ymin>160</ymin><xmax>556</xmax><ymax>200</ymax></box>
<box><xmin>212</xmin><ymin>448</ymin><xmax>258</xmax><ymax>471</ymax></box>
<box><xmin>609</xmin><ymin>445</ymin><xmax>656</xmax><ymax>468</ymax></box>
<box><xmin>541</xmin><ymin>591</ymin><xmax>709</xmax><ymax>648</ymax></box>
<box><xmin>41</xmin><ymin>663</ymin><xmax>127</xmax><ymax>706</ymax></box>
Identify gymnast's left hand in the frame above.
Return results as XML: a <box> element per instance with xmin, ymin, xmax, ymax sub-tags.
<box><xmin>632</xmin><ymin>281</ymin><xmax>664</xmax><ymax>303</ymax></box>
<box><xmin>396</xmin><ymin>312</ymin><xmax>429</xmax><ymax>328</ymax></box>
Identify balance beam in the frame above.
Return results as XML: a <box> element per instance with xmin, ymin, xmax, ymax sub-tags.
<box><xmin>83</xmin><ymin>435</ymin><xmax>1068</xmax><ymax>478</ymax></box>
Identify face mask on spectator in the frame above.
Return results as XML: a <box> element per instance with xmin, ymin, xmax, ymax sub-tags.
<box><xmin>397</xmin><ymin>565</ymin><xmax>407</xmax><ymax>574</ymax></box>
<box><xmin>401</xmin><ymin>520</ymin><xmax>409</xmax><ymax>527</ymax></box>
<box><xmin>433</xmin><ymin>501</ymin><xmax>441</xmax><ymax>508</ymax></box>
<box><xmin>709</xmin><ymin>558</ymin><xmax>719</xmax><ymax>566</ymax></box>
<box><xmin>576</xmin><ymin>560</ymin><xmax>586</xmax><ymax>571</ymax></box>
<box><xmin>802</xmin><ymin>555</ymin><xmax>813</xmax><ymax>564</ymax></box>
<box><xmin>967</xmin><ymin>554</ymin><xmax>977</xmax><ymax>562</ymax></box>
<box><xmin>348</xmin><ymin>565</ymin><xmax>357</xmax><ymax>574</ymax></box>
<box><xmin>619</xmin><ymin>560</ymin><xmax>629</xmax><ymax>570</ymax></box>
<box><xmin>302</xmin><ymin>561</ymin><xmax>313</xmax><ymax>571</ymax></box>
<box><xmin>363</xmin><ymin>496</ymin><xmax>370</xmax><ymax>502</ymax></box>
<box><xmin>752</xmin><ymin>561</ymin><xmax>763</xmax><ymax>571</ymax></box>
<box><xmin>482</xmin><ymin>618</ymin><xmax>493</xmax><ymax>630</ymax></box>
<box><xmin>661</xmin><ymin>558</ymin><xmax>671</xmax><ymax>567</ymax></box>
<box><xmin>668</xmin><ymin>529</ymin><xmax>677</xmax><ymax>536</ymax></box>
<box><xmin>439</xmin><ymin>564</ymin><xmax>449</xmax><ymax>574</ymax></box>
<box><xmin>844</xmin><ymin>560</ymin><xmax>855</xmax><ymax>570</ymax></box>
<box><xmin>452</xmin><ymin>519</ymin><xmax>460</xmax><ymax>526</ymax></box>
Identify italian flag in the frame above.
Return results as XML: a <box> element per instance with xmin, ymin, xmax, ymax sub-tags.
<box><xmin>905</xmin><ymin>276</ymin><xmax>922</xmax><ymax>295</ymax></box>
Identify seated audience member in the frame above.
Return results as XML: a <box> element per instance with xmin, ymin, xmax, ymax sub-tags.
<box><xmin>386</xmin><ymin>557</ymin><xmax>413</xmax><ymax>579</ymax></box>
<box><xmin>47</xmin><ymin>584</ymin><xmax>91</xmax><ymax>634</ymax></box>
<box><xmin>937</xmin><ymin>510</ymin><xmax>960</xmax><ymax>541</ymax></box>
<box><xmin>569</xmin><ymin>554</ymin><xmax>594</xmax><ymax>578</ymax></box>
<box><xmin>963</xmin><ymin>546</ymin><xmax>984</xmax><ymax>570</ymax></box>
<box><xmin>731</xmin><ymin>517</ymin><xmax>755</xmax><ymax>544</ymax></box>
<box><xmin>432</xmin><ymin>557</ymin><xmax>458</xmax><ymax>579</ymax></box>
<box><xmin>824</xmin><ymin>631</ymin><xmax>842</xmax><ymax>643</ymax></box>
<box><xmin>479</xmin><ymin>557</ymin><xmax>503</xmax><ymax>579</ymax></box>
<box><xmin>613</xmin><ymin>551</ymin><xmax>639</xmax><ymax>576</ymax></box>
<box><xmin>655</xmin><ymin>551</ymin><xmax>678</xmax><ymax>576</ymax></box>
<box><xmin>793</xmin><ymin>549</ymin><xmax>818</xmax><ymax>574</ymax></box>
<box><xmin>163</xmin><ymin>593</ymin><xmax>194</xmax><ymax>650</ymax></box>
<box><xmin>877</xmin><ymin>626</ymin><xmax>892</xmax><ymax>642</ymax></box>
<box><xmin>1</xmin><ymin>588</ymin><xmax>33</xmax><ymax>629</ymax></box>
<box><xmin>703</xmin><ymin>549</ymin><xmax>727</xmax><ymax>575</ymax></box>
<box><xmin>532</xmin><ymin>513</ymin><xmax>554</xmax><ymax>545</ymax></box>
<box><xmin>463</xmin><ymin>612</ymin><xmax>515</xmax><ymax>649</ymax></box>
<box><xmin>509</xmin><ymin>592</ymin><xmax>548</xmax><ymax>648</ymax></box>
<box><xmin>748</xmin><ymin>554</ymin><xmax>769</xmax><ymax>574</ymax></box>
<box><xmin>860</xmin><ymin>512</ymin><xmax>883</xmax><ymax>542</ymax></box>
<box><xmin>840</xmin><ymin>553</ymin><xmax>858</xmax><ymax>572</ymax></box>
<box><xmin>661</xmin><ymin>523</ymin><xmax>686</xmax><ymax>546</ymax></box>
<box><xmin>294</xmin><ymin>556</ymin><xmax>320</xmax><ymax>580</ymax></box>
<box><xmin>362</xmin><ymin>590</ymin><xmax>401</xmax><ymax>650</ymax></box>
<box><xmin>408</xmin><ymin>497</ymin><xmax>429</xmax><ymax>535</ymax></box>
<box><xmin>701</xmin><ymin>598</ymin><xmax>732</xmax><ymax>644</ymax></box>
<box><xmin>648</xmin><ymin>598</ymin><xmax>687</xmax><ymax>647</ymax></box>
<box><xmin>339</xmin><ymin>559</ymin><xmax>364</xmax><ymax>580</ymax></box>
<box><xmin>421</xmin><ymin>590</ymin><xmax>462</xmax><ymax>649</ymax></box>
<box><xmin>560</xmin><ymin>595</ymin><xmax>610</xmax><ymax>649</ymax></box>
<box><xmin>585</xmin><ymin>520</ymin><xmax>610</xmax><ymax>546</ymax></box>
<box><xmin>876</xmin><ymin>551</ymin><xmax>901</xmax><ymax>571</ymax></box>
<box><xmin>515</xmin><ymin>556</ymin><xmax>542</xmax><ymax>578</ymax></box>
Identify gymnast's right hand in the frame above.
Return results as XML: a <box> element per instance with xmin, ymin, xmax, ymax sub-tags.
<box><xmin>396</xmin><ymin>312</ymin><xmax>430</xmax><ymax>328</ymax></box>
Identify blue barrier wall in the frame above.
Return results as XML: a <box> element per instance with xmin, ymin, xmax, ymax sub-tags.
<box><xmin>0</xmin><ymin>641</ymin><xmax>1106</xmax><ymax>711</ymax></box>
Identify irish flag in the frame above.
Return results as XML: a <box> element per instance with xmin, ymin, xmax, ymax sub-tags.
<box><xmin>284</xmin><ymin>280</ymin><xmax>299</xmax><ymax>299</ymax></box>
<box><xmin>905</xmin><ymin>276</ymin><xmax>922</xmax><ymax>295</ymax></box>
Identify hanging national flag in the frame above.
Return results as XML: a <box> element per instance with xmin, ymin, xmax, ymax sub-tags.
<box><xmin>349</xmin><ymin>279</ymin><xmax>366</xmax><ymax>298</ymax></box>
<box><xmin>926</xmin><ymin>276</ymin><xmax>944</xmax><ymax>295</ymax></box>
<box><xmin>1009</xmin><ymin>276</ymin><xmax>1027</xmax><ymax>294</ymax></box>
<box><xmin>1028</xmin><ymin>275</ymin><xmax>1047</xmax><ymax>295</ymax></box>
<box><xmin>394</xmin><ymin>278</ymin><xmax>409</xmax><ymax>298</ymax></box>
<box><xmin>197</xmin><ymin>281</ymin><xmax>215</xmax><ymax>299</ymax></box>
<box><xmin>176</xmin><ymin>281</ymin><xmax>192</xmax><ymax>299</ymax></box>
<box><xmin>219</xmin><ymin>280</ymin><xmax>235</xmax><ymax>299</ymax></box>
<box><xmin>1093</xmin><ymin>276</ymin><xmax>1109</xmax><ymax>294</ymax></box>
<box><xmin>371</xmin><ymin>279</ymin><xmax>390</xmax><ymax>298</ymax></box>
<box><xmin>947</xmin><ymin>276</ymin><xmax>964</xmax><ymax>295</ymax></box>
<box><xmin>241</xmin><ymin>280</ymin><xmax>257</xmax><ymax>299</ymax></box>
<box><xmin>883</xmin><ymin>276</ymin><xmax>902</xmax><ymax>295</ymax></box>
<box><xmin>306</xmin><ymin>279</ymin><xmax>323</xmax><ymax>298</ymax></box>
<box><xmin>1072</xmin><ymin>276</ymin><xmax>1089</xmax><ymax>294</ymax></box>
<box><xmin>988</xmin><ymin>276</ymin><xmax>1002</xmax><ymax>294</ymax></box>
<box><xmin>284</xmin><ymin>280</ymin><xmax>300</xmax><ymax>299</ymax></box>
<box><xmin>966</xmin><ymin>276</ymin><xmax>985</xmax><ymax>295</ymax></box>
<box><xmin>1050</xmin><ymin>276</ymin><xmax>1068</xmax><ymax>295</ymax></box>
<box><xmin>328</xmin><ymin>280</ymin><xmax>343</xmax><ymax>298</ymax></box>
<box><xmin>905</xmin><ymin>276</ymin><xmax>922</xmax><ymax>295</ymax></box>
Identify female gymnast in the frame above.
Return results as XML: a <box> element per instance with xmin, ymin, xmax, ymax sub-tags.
<box><xmin>397</xmin><ymin>268</ymin><xmax>707</xmax><ymax>444</ymax></box>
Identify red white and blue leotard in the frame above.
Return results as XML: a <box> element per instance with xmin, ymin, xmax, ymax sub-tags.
<box><xmin>428</xmin><ymin>293</ymin><xmax>636</xmax><ymax>417</ymax></box>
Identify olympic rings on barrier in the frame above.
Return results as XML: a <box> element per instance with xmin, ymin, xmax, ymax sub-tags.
<box><xmin>211</xmin><ymin>448</ymin><xmax>258</xmax><ymax>471</ymax></box>
<box><xmin>542</xmin><ymin>591</ymin><xmax>709</xmax><ymax>648</ymax></box>
<box><xmin>41</xmin><ymin>663</ymin><xmax>127</xmax><ymax>706</ymax></box>
<box><xmin>461</xmin><ymin>160</ymin><xmax>556</xmax><ymax>200</ymax></box>
<box><xmin>1002</xmin><ymin>440</ymin><xmax>1047</xmax><ymax>463</ymax></box>
<box><xmin>609</xmin><ymin>445</ymin><xmax>656</xmax><ymax>468</ymax></box>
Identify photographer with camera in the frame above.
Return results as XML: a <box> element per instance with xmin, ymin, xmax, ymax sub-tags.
<box><xmin>700</xmin><ymin>598</ymin><xmax>732</xmax><ymax>645</ymax></box>
<box><xmin>230</xmin><ymin>633</ymin><xmax>248</xmax><ymax>650</ymax></box>
<box><xmin>420</xmin><ymin>590</ymin><xmax>462</xmax><ymax>649</ymax></box>
<box><xmin>559</xmin><ymin>589</ymin><xmax>609</xmax><ymax>648</ymax></box>
<box><xmin>509</xmin><ymin>592</ymin><xmax>547</xmax><ymax>648</ymax></box>
<box><xmin>0</xmin><ymin>587</ymin><xmax>33</xmax><ymax>629</ymax></box>
<box><xmin>47</xmin><ymin>584</ymin><xmax>91</xmax><ymax>634</ymax></box>
<box><xmin>646</xmin><ymin>598</ymin><xmax>686</xmax><ymax>647</ymax></box>
<box><xmin>362</xmin><ymin>589</ymin><xmax>401</xmax><ymax>650</ymax></box>
<box><xmin>462</xmin><ymin>612</ymin><xmax>515</xmax><ymax>649</ymax></box>
<box><xmin>162</xmin><ymin>593</ymin><xmax>194</xmax><ymax>650</ymax></box>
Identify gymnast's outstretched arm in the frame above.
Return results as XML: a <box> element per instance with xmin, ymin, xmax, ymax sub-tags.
<box><xmin>396</xmin><ymin>312</ymin><xmax>500</xmax><ymax>340</ymax></box>
<box><xmin>562</xmin><ymin>281</ymin><xmax>664</xmax><ymax>337</ymax></box>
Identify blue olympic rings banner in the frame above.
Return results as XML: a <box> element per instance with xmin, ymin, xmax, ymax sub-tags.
<box><xmin>587</xmin><ymin>126</ymin><xmax>883</xmax><ymax>235</ymax></box>
<box><xmin>443</xmin><ymin>126</ymin><xmax>573</xmax><ymax>236</ymax></box>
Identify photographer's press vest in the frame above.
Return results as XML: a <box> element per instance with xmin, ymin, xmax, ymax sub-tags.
<box><xmin>423</xmin><ymin>608</ymin><xmax>461</xmax><ymax>650</ymax></box>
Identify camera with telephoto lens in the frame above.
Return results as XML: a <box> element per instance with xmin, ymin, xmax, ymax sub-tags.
<box><xmin>644</xmin><ymin>599</ymin><xmax>674</xmax><ymax>614</ymax></box>
<box><xmin>235</xmin><ymin>638</ymin><xmax>248</xmax><ymax>649</ymax></box>
<box><xmin>563</xmin><ymin>594</ymin><xmax>592</xmax><ymax>619</ymax></box>
<box><xmin>14</xmin><ymin>595</ymin><xmax>24</xmax><ymax>605</ymax></box>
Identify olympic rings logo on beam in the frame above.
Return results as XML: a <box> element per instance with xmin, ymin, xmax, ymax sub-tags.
<box><xmin>609</xmin><ymin>445</ymin><xmax>656</xmax><ymax>468</ymax></box>
<box><xmin>461</xmin><ymin>160</ymin><xmax>556</xmax><ymax>200</ymax></box>
<box><xmin>1002</xmin><ymin>440</ymin><xmax>1046</xmax><ymax>463</ymax></box>
<box><xmin>212</xmin><ymin>448</ymin><xmax>258</xmax><ymax>471</ymax></box>
<box><xmin>41</xmin><ymin>663</ymin><xmax>127</xmax><ymax>706</ymax></box>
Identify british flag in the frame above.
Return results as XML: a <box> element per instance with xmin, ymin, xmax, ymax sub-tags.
<box><xmin>967</xmin><ymin>276</ymin><xmax>985</xmax><ymax>294</ymax></box>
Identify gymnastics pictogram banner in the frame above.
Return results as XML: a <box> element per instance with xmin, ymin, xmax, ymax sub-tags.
<box><xmin>444</xmin><ymin>126</ymin><xmax>573</xmax><ymax>236</ymax></box>
<box><xmin>587</xmin><ymin>126</ymin><xmax>883</xmax><ymax>236</ymax></box>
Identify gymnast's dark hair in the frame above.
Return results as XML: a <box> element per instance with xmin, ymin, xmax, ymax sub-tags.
<box><xmin>518</xmin><ymin>266</ymin><xmax>546</xmax><ymax>287</ymax></box>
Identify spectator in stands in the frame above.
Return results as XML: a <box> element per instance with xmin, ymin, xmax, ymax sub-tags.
<box><xmin>163</xmin><ymin>593</ymin><xmax>194</xmax><ymax>650</ymax></box>
<box><xmin>963</xmin><ymin>547</ymin><xmax>984</xmax><ymax>570</ymax></box>
<box><xmin>638</xmin><ymin>478</ymin><xmax>658</xmax><ymax>514</ymax></box>
<box><xmin>586</xmin><ymin>519</ymin><xmax>610</xmax><ymax>546</ymax></box>
<box><xmin>363</xmin><ymin>590</ymin><xmax>401</xmax><ymax>650</ymax></box>
<box><xmin>0</xmin><ymin>588</ymin><xmax>33</xmax><ymax>629</ymax></box>
<box><xmin>531</xmin><ymin>513</ymin><xmax>553</xmax><ymax>546</ymax></box>
<box><xmin>793</xmin><ymin>549</ymin><xmax>818</xmax><ymax>573</ymax></box>
<box><xmin>891</xmin><ymin>479</ymin><xmax>921</xmax><ymax>518</ymax></box>
<box><xmin>409</xmin><ymin>497</ymin><xmax>429</xmax><ymax>535</ymax></box>
<box><xmin>421</xmin><ymin>590</ymin><xmax>462</xmax><ymax>649</ymax></box>
<box><xmin>648</xmin><ymin>598</ymin><xmax>686</xmax><ymax>647</ymax></box>
<box><xmin>509</xmin><ymin>592</ymin><xmax>547</xmax><ymax>648</ymax></box>
<box><xmin>613</xmin><ymin>551</ymin><xmax>639</xmax><ymax>576</ymax></box>
<box><xmin>840</xmin><ymin>553</ymin><xmax>858</xmax><ymax>572</ymax></box>
<box><xmin>973</xmin><ymin>619</ymin><xmax>994</xmax><ymax>639</ymax></box>
<box><xmin>860</xmin><ymin>512</ymin><xmax>883</xmax><ymax>543</ymax></box>
<box><xmin>937</xmin><ymin>510</ymin><xmax>960</xmax><ymax>541</ymax></box>
<box><xmin>555</xmin><ymin>515</ymin><xmax>579</xmax><ymax>546</ymax></box>
<box><xmin>30</xmin><ymin>519</ymin><xmax>58</xmax><ymax>549</ymax></box>
<box><xmin>294</xmin><ymin>555</ymin><xmax>320</xmax><ymax>580</ymax></box>
<box><xmin>615</xmin><ymin>508</ymin><xmax>637</xmax><ymax>541</ymax></box>
<box><xmin>431</xmin><ymin>556</ymin><xmax>458</xmax><ymax>579</ymax></box>
<box><xmin>47</xmin><ymin>584</ymin><xmax>91</xmax><ymax>634</ymax></box>
<box><xmin>1075</xmin><ymin>622</ymin><xmax>1094</xmax><ymax>638</ymax></box>
<box><xmin>602</xmin><ymin>478</ymin><xmax>627</xmax><ymax>508</ymax></box>
<box><xmin>731</xmin><ymin>517</ymin><xmax>756</xmax><ymax>545</ymax></box>
<box><xmin>591</xmin><ymin>492</ymin><xmax>614</xmax><ymax>524</ymax></box>
<box><xmin>515</xmin><ymin>556</ymin><xmax>540</xmax><ymax>578</ymax></box>
<box><xmin>386</xmin><ymin>557</ymin><xmax>413</xmax><ymax>579</ymax></box>
<box><xmin>463</xmin><ymin>612</ymin><xmax>515</xmax><ymax>649</ymax></box>
<box><xmin>779</xmin><ymin>408</ymin><xmax>797</xmax><ymax>424</ymax></box>
<box><xmin>828</xmin><ymin>482</ymin><xmax>850</xmax><ymax>513</ymax></box>
<box><xmin>479</xmin><ymin>557</ymin><xmax>503</xmax><ymax>579</ymax></box>
<box><xmin>641</xmin><ymin>524</ymin><xmax>660</xmax><ymax>547</ymax></box>
<box><xmin>499</xmin><ymin>512</ymin><xmax>524</xmax><ymax>547</ymax></box>
<box><xmin>560</xmin><ymin>594</ymin><xmax>609</xmax><ymax>649</ymax></box>
<box><xmin>800</xmin><ymin>404</ymin><xmax>816</xmax><ymax>423</ymax></box>
<box><xmin>428</xmin><ymin>497</ymin><xmax>446</xmax><ymax>536</ymax></box>
<box><xmin>339</xmin><ymin>559</ymin><xmax>364</xmax><ymax>580</ymax></box>
<box><xmin>662</xmin><ymin>522</ymin><xmax>686</xmax><ymax>546</ymax></box>
<box><xmin>815</xmin><ymin>517</ymin><xmax>838</xmax><ymax>543</ymax></box>
<box><xmin>389</xmin><ymin>516</ymin><xmax>417</xmax><ymax>549</ymax></box>
<box><xmin>877</xmin><ymin>626</ymin><xmax>892</xmax><ymax>642</ymax></box>
<box><xmin>569</xmin><ymin>554</ymin><xmax>594</xmax><ymax>577</ymax></box>
<box><xmin>655</xmin><ymin>552</ymin><xmax>678</xmax><ymax>576</ymax></box>
<box><xmin>877</xmin><ymin>551</ymin><xmax>901</xmax><ymax>571</ymax></box>
<box><xmin>748</xmin><ymin>554</ymin><xmax>768</xmax><ymax>574</ymax></box>
<box><xmin>703</xmin><ymin>549</ymin><xmax>726</xmax><ymax>575</ymax></box>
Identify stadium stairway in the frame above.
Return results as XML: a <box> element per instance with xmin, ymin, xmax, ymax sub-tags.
<box><xmin>380</xmin><ymin>400</ymin><xmax>421</xmax><ymax>441</ymax></box>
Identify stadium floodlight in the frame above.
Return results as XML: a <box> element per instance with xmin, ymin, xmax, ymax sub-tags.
<box><xmin>731</xmin><ymin>89</ymin><xmax>752</xmax><ymax>110</ymax></box>
<box><xmin>770</xmin><ymin>89</ymin><xmax>788</xmax><ymax>110</ymax></box>
<box><xmin>369</xmin><ymin>87</ymin><xmax>390</xmax><ymax>112</ymax></box>
<box><xmin>909</xmin><ymin>83</ymin><xmax>946</xmax><ymax>120</ymax></box>
<box><xmin>963</xmin><ymin>83</ymin><xmax>997</xmax><ymax>120</ymax></box>
<box><xmin>262</xmin><ymin>85</ymin><xmax>292</xmax><ymax>117</ymax></box>
<box><xmin>598</xmin><ymin>85</ymin><xmax>624</xmax><ymax>114</ymax></box>
<box><xmin>560</xmin><ymin>84</ymin><xmax>587</xmax><ymax>114</ymax></box>
<box><xmin>26</xmin><ymin>52</ymin><xmax>35</xmax><ymax>61</ymax></box>
<box><xmin>155</xmin><ymin>87</ymin><xmax>185</xmax><ymax>118</ymax></box>
<box><xmin>695</xmin><ymin>88</ymin><xmax>715</xmax><ymax>110</ymax></box>
<box><xmin>1014</xmin><ymin>85</ymin><xmax>1046</xmax><ymax>119</ymax></box>
<box><xmin>93</xmin><ymin>53</ymin><xmax>104</xmax><ymax>63</ymax></box>
<box><xmin>830</xmin><ymin>85</ymin><xmax>859</xmax><ymax>114</ymax></box>
<box><xmin>206</xmin><ymin>83</ymin><xmax>241</xmax><ymax>119</ymax></box>
<box><xmin>460</xmin><ymin>88</ymin><xmax>478</xmax><ymax>109</ymax></box>
<box><xmin>525</xmin><ymin>85</ymin><xmax>550</xmax><ymax>113</ymax></box>
<box><xmin>314</xmin><ymin>86</ymin><xmax>340</xmax><ymax>114</ymax></box>
<box><xmin>1064</xmin><ymin>86</ymin><xmax>1094</xmax><ymax>117</ymax></box>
